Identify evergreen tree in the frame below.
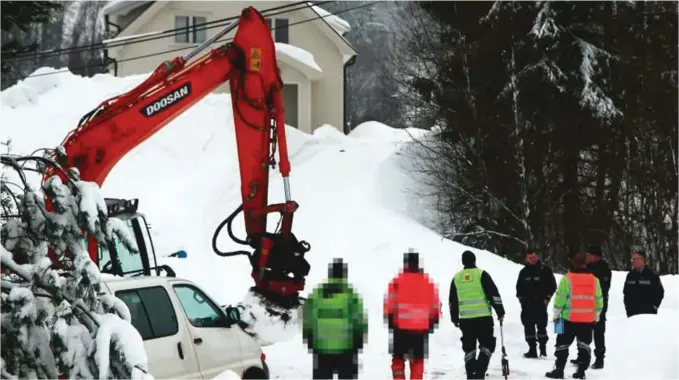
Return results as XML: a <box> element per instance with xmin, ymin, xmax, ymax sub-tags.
<box><xmin>1</xmin><ymin>148</ymin><xmax>153</xmax><ymax>379</ymax></box>
<box><xmin>395</xmin><ymin>1</ymin><xmax>677</xmax><ymax>272</ymax></box>
<box><xmin>1</xmin><ymin>1</ymin><xmax>63</xmax><ymax>87</ymax></box>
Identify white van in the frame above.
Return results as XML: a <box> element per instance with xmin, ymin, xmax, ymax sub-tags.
<box><xmin>101</xmin><ymin>276</ymin><xmax>269</xmax><ymax>379</ymax></box>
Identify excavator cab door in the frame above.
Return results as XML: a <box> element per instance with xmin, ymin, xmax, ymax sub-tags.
<box><xmin>100</xmin><ymin>198</ymin><xmax>174</xmax><ymax>277</ymax></box>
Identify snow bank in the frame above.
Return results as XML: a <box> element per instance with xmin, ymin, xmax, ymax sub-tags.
<box><xmin>312</xmin><ymin>124</ymin><xmax>352</xmax><ymax>144</ymax></box>
<box><xmin>605</xmin><ymin>312</ymin><xmax>679</xmax><ymax>379</ymax></box>
<box><xmin>349</xmin><ymin>121</ymin><xmax>430</xmax><ymax>142</ymax></box>
<box><xmin>281</xmin><ymin>124</ymin><xmax>311</xmax><ymax>159</ymax></box>
<box><xmin>275</xmin><ymin>43</ymin><xmax>322</xmax><ymax>73</ymax></box>
<box><xmin>1</xmin><ymin>67</ymin><xmax>64</xmax><ymax>108</ymax></box>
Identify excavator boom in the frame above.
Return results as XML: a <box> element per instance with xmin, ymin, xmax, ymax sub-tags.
<box><xmin>42</xmin><ymin>7</ymin><xmax>310</xmax><ymax>309</ymax></box>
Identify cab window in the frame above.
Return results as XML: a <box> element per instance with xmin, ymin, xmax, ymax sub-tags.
<box><xmin>173</xmin><ymin>284</ymin><xmax>223</xmax><ymax>328</ymax></box>
<box><xmin>98</xmin><ymin>218</ymin><xmax>143</xmax><ymax>275</ymax></box>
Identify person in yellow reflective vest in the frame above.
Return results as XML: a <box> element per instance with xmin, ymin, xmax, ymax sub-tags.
<box><xmin>449</xmin><ymin>251</ymin><xmax>505</xmax><ymax>380</ymax></box>
<box><xmin>545</xmin><ymin>253</ymin><xmax>604</xmax><ymax>380</ymax></box>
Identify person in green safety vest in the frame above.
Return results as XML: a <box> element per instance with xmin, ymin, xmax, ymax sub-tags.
<box><xmin>303</xmin><ymin>258</ymin><xmax>367</xmax><ymax>379</ymax></box>
<box><xmin>449</xmin><ymin>251</ymin><xmax>506</xmax><ymax>380</ymax></box>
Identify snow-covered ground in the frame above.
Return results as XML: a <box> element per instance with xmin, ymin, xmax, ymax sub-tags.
<box><xmin>2</xmin><ymin>69</ymin><xmax>678</xmax><ymax>379</ymax></box>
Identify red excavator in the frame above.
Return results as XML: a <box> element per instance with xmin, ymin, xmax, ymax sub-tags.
<box><xmin>41</xmin><ymin>6</ymin><xmax>311</xmax><ymax>312</ymax></box>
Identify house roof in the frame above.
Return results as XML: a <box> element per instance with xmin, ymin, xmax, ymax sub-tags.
<box><xmin>307</xmin><ymin>3</ymin><xmax>350</xmax><ymax>35</ymax></box>
<box><xmin>102</xmin><ymin>1</ymin><xmax>350</xmax><ymax>36</ymax></box>
<box><xmin>275</xmin><ymin>42</ymin><xmax>323</xmax><ymax>80</ymax></box>
<box><xmin>104</xmin><ymin>1</ymin><xmax>356</xmax><ymax>63</ymax></box>
<box><xmin>101</xmin><ymin>0</ymin><xmax>151</xmax><ymax>16</ymax></box>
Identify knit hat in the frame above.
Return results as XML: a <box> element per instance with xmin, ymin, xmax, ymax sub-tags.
<box><xmin>462</xmin><ymin>250</ymin><xmax>476</xmax><ymax>266</ymax></box>
<box><xmin>404</xmin><ymin>249</ymin><xmax>419</xmax><ymax>270</ymax></box>
<box><xmin>329</xmin><ymin>258</ymin><xmax>347</xmax><ymax>278</ymax></box>
<box><xmin>586</xmin><ymin>245</ymin><xmax>602</xmax><ymax>256</ymax></box>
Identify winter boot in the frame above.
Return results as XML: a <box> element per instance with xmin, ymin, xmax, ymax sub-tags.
<box><xmin>409</xmin><ymin>358</ymin><xmax>424</xmax><ymax>380</ymax></box>
<box><xmin>545</xmin><ymin>368</ymin><xmax>564</xmax><ymax>379</ymax></box>
<box><xmin>573</xmin><ymin>369</ymin><xmax>587</xmax><ymax>379</ymax></box>
<box><xmin>591</xmin><ymin>357</ymin><xmax>604</xmax><ymax>369</ymax></box>
<box><xmin>523</xmin><ymin>345</ymin><xmax>538</xmax><ymax>359</ymax></box>
<box><xmin>570</xmin><ymin>358</ymin><xmax>581</xmax><ymax>366</ymax></box>
<box><xmin>539</xmin><ymin>343</ymin><xmax>547</xmax><ymax>357</ymax></box>
<box><xmin>391</xmin><ymin>357</ymin><xmax>406</xmax><ymax>380</ymax></box>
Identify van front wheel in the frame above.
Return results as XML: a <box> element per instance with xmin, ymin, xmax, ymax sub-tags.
<box><xmin>242</xmin><ymin>366</ymin><xmax>268</xmax><ymax>379</ymax></box>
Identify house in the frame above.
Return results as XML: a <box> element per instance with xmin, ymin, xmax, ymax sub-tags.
<box><xmin>102</xmin><ymin>1</ymin><xmax>357</xmax><ymax>134</ymax></box>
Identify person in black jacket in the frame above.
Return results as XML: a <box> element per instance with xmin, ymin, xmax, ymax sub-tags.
<box><xmin>515</xmin><ymin>249</ymin><xmax>556</xmax><ymax>358</ymax></box>
<box><xmin>623</xmin><ymin>249</ymin><xmax>664</xmax><ymax>317</ymax></box>
<box><xmin>449</xmin><ymin>251</ymin><xmax>505</xmax><ymax>380</ymax></box>
<box><xmin>572</xmin><ymin>245</ymin><xmax>611</xmax><ymax>370</ymax></box>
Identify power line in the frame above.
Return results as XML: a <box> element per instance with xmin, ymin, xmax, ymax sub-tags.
<box><xmin>22</xmin><ymin>2</ymin><xmax>376</xmax><ymax>79</ymax></box>
<box><xmin>4</xmin><ymin>1</ymin><xmax>329</xmax><ymax>62</ymax></box>
<box><xmin>4</xmin><ymin>1</ymin><xmax>321</xmax><ymax>62</ymax></box>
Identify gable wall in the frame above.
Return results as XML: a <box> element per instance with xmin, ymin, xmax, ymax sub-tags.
<box><xmin>109</xmin><ymin>1</ymin><xmax>348</xmax><ymax>132</ymax></box>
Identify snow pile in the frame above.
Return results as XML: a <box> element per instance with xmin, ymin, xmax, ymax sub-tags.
<box><xmin>2</xmin><ymin>68</ymin><xmax>678</xmax><ymax>379</ymax></box>
<box><xmin>235</xmin><ymin>291</ymin><xmax>303</xmax><ymax>346</ymax></box>
<box><xmin>606</xmin><ymin>312</ymin><xmax>679</xmax><ymax>379</ymax></box>
<box><xmin>312</xmin><ymin>124</ymin><xmax>352</xmax><ymax>145</ymax></box>
<box><xmin>1</xmin><ymin>68</ymin><xmax>63</xmax><ymax>108</ymax></box>
<box><xmin>349</xmin><ymin>121</ymin><xmax>430</xmax><ymax>142</ymax></box>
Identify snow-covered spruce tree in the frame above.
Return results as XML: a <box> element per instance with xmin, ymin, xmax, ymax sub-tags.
<box><xmin>1</xmin><ymin>151</ymin><xmax>152</xmax><ymax>379</ymax></box>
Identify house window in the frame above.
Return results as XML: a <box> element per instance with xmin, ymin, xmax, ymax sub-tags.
<box><xmin>175</xmin><ymin>15</ymin><xmax>207</xmax><ymax>43</ymax></box>
<box><xmin>265</xmin><ymin>17</ymin><xmax>289</xmax><ymax>44</ymax></box>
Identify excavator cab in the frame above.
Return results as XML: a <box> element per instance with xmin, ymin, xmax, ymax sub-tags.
<box><xmin>97</xmin><ymin>198</ymin><xmax>176</xmax><ymax>278</ymax></box>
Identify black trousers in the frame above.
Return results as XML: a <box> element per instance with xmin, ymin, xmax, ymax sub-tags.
<box><xmin>593</xmin><ymin>317</ymin><xmax>606</xmax><ymax>359</ymax></box>
<box><xmin>520</xmin><ymin>302</ymin><xmax>548</xmax><ymax>346</ymax></box>
<box><xmin>554</xmin><ymin>321</ymin><xmax>593</xmax><ymax>371</ymax></box>
<box><xmin>312</xmin><ymin>352</ymin><xmax>358</xmax><ymax>380</ymax></box>
<box><xmin>576</xmin><ymin>311</ymin><xmax>606</xmax><ymax>361</ymax></box>
<box><xmin>390</xmin><ymin>329</ymin><xmax>428</xmax><ymax>359</ymax></box>
<box><xmin>459</xmin><ymin>317</ymin><xmax>496</xmax><ymax>379</ymax></box>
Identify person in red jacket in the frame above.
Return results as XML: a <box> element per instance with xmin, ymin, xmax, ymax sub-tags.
<box><xmin>384</xmin><ymin>250</ymin><xmax>441</xmax><ymax>380</ymax></box>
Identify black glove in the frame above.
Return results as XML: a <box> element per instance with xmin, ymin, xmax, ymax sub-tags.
<box><xmin>387</xmin><ymin>315</ymin><xmax>395</xmax><ymax>330</ymax></box>
<box><xmin>428</xmin><ymin>316</ymin><xmax>439</xmax><ymax>334</ymax></box>
<box><xmin>354</xmin><ymin>332</ymin><xmax>364</xmax><ymax>350</ymax></box>
<box><xmin>303</xmin><ymin>331</ymin><xmax>314</xmax><ymax>350</ymax></box>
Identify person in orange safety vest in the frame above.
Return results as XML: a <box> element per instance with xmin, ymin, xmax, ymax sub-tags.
<box><xmin>383</xmin><ymin>249</ymin><xmax>441</xmax><ymax>380</ymax></box>
<box><xmin>546</xmin><ymin>252</ymin><xmax>604</xmax><ymax>380</ymax></box>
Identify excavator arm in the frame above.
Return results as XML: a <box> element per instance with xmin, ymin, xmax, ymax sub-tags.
<box><xmin>42</xmin><ymin>7</ymin><xmax>310</xmax><ymax>308</ymax></box>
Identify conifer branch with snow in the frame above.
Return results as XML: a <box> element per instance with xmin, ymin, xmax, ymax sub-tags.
<box><xmin>0</xmin><ymin>150</ymin><xmax>151</xmax><ymax>379</ymax></box>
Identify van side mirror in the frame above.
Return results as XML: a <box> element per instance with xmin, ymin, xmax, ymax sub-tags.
<box><xmin>221</xmin><ymin>305</ymin><xmax>243</xmax><ymax>327</ymax></box>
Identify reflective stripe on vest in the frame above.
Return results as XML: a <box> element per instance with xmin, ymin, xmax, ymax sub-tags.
<box><xmin>567</xmin><ymin>272</ymin><xmax>597</xmax><ymax>323</ymax></box>
<box><xmin>454</xmin><ymin>268</ymin><xmax>491</xmax><ymax>319</ymax></box>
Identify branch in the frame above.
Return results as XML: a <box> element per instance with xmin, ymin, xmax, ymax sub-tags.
<box><xmin>454</xmin><ymin>226</ymin><xmax>527</xmax><ymax>246</ymax></box>
<box><xmin>483</xmin><ymin>185</ymin><xmax>527</xmax><ymax>228</ymax></box>
<box><xmin>0</xmin><ymin>247</ymin><xmax>99</xmax><ymax>328</ymax></box>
